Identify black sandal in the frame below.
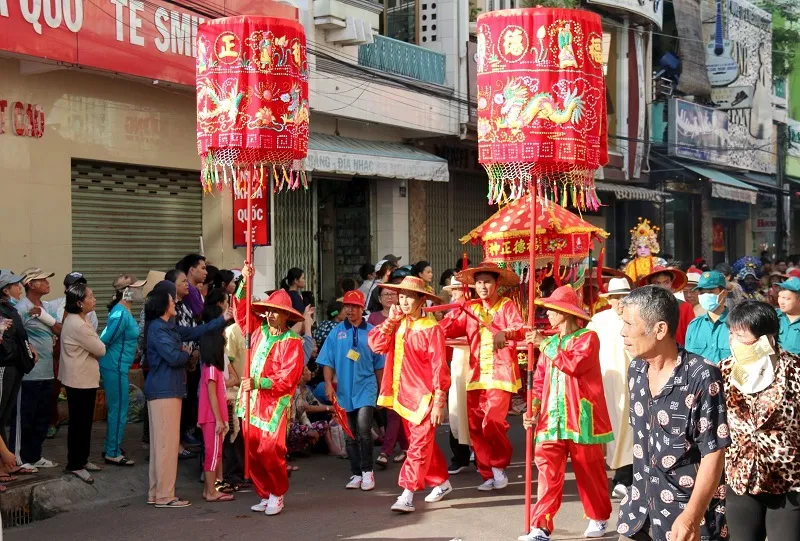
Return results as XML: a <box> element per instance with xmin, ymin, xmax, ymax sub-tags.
<box><xmin>104</xmin><ymin>456</ymin><xmax>135</xmax><ymax>466</ymax></box>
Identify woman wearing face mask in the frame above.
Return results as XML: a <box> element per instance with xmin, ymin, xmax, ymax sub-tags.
<box><xmin>719</xmin><ymin>300</ymin><xmax>800</xmax><ymax>541</ymax></box>
<box><xmin>99</xmin><ymin>275</ymin><xmax>147</xmax><ymax>466</ymax></box>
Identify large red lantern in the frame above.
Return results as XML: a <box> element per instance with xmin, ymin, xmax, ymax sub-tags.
<box><xmin>197</xmin><ymin>16</ymin><xmax>309</xmax><ymax>193</ymax></box>
<box><xmin>476</xmin><ymin>8</ymin><xmax>607</xmax><ymax>208</ymax></box>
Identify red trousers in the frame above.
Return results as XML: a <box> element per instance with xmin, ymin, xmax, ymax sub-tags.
<box><xmin>246</xmin><ymin>411</ymin><xmax>290</xmax><ymax>499</ymax></box>
<box><xmin>530</xmin><ymin>440</ymin><xmax>611</xmax><ymax>532</ymax></box>
<box><xmin>399</xmin><ymin>416</ymin><xmax>448</xmax><ymax>492</ymax></box>
<box><xmin>467</xmin><ymin>388</ymin><xmax>512</xmax><ymax>480</ymax></box>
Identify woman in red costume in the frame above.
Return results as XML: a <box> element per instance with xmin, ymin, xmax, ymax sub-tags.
<box><xmin>368</xmin><ymin>276</ymin><xmax>452</xmax><ymax>513</ymax></box>
<box><xmin>235</xmin><ymin>267</ymin><xmax>305</xmax><ymax>517</ymax></box>
<box><xmin>521</xmin><ymin>285</ymin><xmax>613</xmax><ymax>541</ymax></box>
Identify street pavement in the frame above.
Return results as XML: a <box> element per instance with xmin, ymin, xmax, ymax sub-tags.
<box><xmin>6</xmin><ymin>417</ymin><xmax>620</xmax><ymax>541</ymax></box>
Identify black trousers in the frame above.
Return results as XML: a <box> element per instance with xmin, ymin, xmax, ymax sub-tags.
<box><xmin>0</xmin><ymin>366</ymin><xmax>21</xmax><ymax>447</ymax></box>
<box><xmin>726</xmin><ymin>489</ymin><xmax>800</xmax><ymax>541</ymax></box>
<box><xmin>612</xmin><ymin>464</ymin><xmax>634</xmax><ymax>487</ymax></box>
<box><xmin>223</xmin><ymin>411</ymin><xmax>245</xmax><ymax>482</ymax></box>
<box><xmin>65</xmin><ymin>387</ymin><xmax>97</xmax><ymax>471</ymax></box>
<box><xmin>346</xmin><ymin>406</ymin><xmax>375</xmax><ymax>476</ymax></box>
<box><xmin>10</xmin><ymin>379</ymin><xmax>54</xmax><ymax>464</ymax></box>
<box><xmin>449</xmin><ymin>428</ymin><xmax>471</xmax><ymax>467</ymax></box>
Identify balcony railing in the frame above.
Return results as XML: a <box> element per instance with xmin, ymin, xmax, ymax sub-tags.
<box><xmin>358</xmin><ymin>35</ymin><xmax>446</xmax><ymax>86</ymax></box>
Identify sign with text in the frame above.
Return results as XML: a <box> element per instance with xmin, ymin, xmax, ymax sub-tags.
<box><xmin>0</xmin><ymin>99</ymin><xmax>45</xmax><ymax>137</ymax></box>
<box><xmin>0</xmin><ymin>0</ymin><xmax>297</xmax><ymax>86</ymax></box>
<box><xmin>232</xmin><ymin>185</ymin><xmax>270</xmax><ymax>248</ymax></box>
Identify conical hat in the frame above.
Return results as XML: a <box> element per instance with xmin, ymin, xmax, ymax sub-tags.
<box><xmin>253</xmin><ymin>289</ymin><xmax>304</xmax><ymax>322</ymax></box>
<box><xmin>534</xmin><ymin>285</ymin><xmax>591</xmax><ymax>321</ymax></box>
<box><xmin>457</xmin><ymin>262</ymin><xmax>520</xmax><ymax>288</ymax></box>
<box><xmin>379</xmin><ymin>276</ymin><xmax>441</xmax><ymax>303</ymax></box>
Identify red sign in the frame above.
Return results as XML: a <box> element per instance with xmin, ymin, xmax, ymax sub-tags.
<box><xmin>0</xmin><ymin>0</ymin><xmax>297</xmax><ymax>87</ymax></box>
<box><xmin>0</xmin><ymin>100</ymin><xmax>45</xmax><ymax>137</ymax></box>
<box><xmin>232</xmin><ymin>185</ymin><xmax>269</xmax><ymax>248</ymax></box>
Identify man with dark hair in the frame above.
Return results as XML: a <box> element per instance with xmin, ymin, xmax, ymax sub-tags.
<box><xmin>176</xmin><ymin>254</ymin><xmax>207</xmax><ymax>319</ymax></box>
<box><xmin>357</xmin><ymin>264</ymin><xmax>376</xmax><ymax>300</ymax></box>
<box><xmin>714</xmin><ymin>262</ymin><xmax>744</xmax><ymax>311</ymax></box>
<box><xmin>616</xmin><ymin>286</ymin><xmax>730</xmax><ymax>541</ymax></box>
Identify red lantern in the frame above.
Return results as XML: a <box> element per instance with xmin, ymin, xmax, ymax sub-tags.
<box><xmin>196</xmin><ymin>16</ymin><xmax>309</xmax><ymax>193</ymax></box>
<box><xmin>476</xmin><ymin>8</ymin><xmax>607</xmax><ymax>208</ymax></box>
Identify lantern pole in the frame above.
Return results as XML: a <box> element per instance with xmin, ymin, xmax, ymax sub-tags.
<box><xmin>243</xmin><ymin>170</ymin><xmax>254</xmax><ymax>481</ymax></box>
<box><xmin>524</xmin><ymin>190</ymin><xmax>536</xmax><ymax>533</ymax></box>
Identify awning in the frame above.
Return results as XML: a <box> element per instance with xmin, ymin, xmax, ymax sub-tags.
<box><xmin>681</xmin><ymin>163</ymin><xmax>758</xmax><ymax>204</ymax></box>
<box><xmin>305</xmin><ymin>134</ymin><xmax>449</xmax><ymax>182</ymax></box>
<box><xmin>594</xmin><ymin>181</ymin><xmax>666</xmax><ymax>202</ymax></box>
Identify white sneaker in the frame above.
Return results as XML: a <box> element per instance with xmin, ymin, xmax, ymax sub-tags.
<box><xmin>492</xmin><ymin>469</ymin><xmax>509</xmax><ymax>489</ymax></box>
<box><xmin>390</xmin><ymin>496</ymin><xmax>415</xmax><ymax>513</ymax></box>
<box><xmin>360</xmin><ymin>471</ymin><xmax>375</xmax><ymax>491</ymax></box>
<box><xmin>519</xmin><ymin>528</ymin><xmax>551</xmax><ymax>541</ymax></box>
<box><xmin>612</xmin><ymin>483</ymin><xmax>628</xmax><ymax>499</ymax></box>
<box><xmin>477</xmin><ymin>478</ymin><xmax>496</xmax><ymax>491</ymax></box>
<box><xmin>32</xmin><ymin>457</ymin><xmax>58</xmax><ymax>468</ymax></box>
<box><xmin>424</xmin><ymin>480</ymin><xmax>452</xmax><ymax>503</ymax></box>
<box><xmin>251</xmin><ymin>498</ymin><xmax>269</xmax><ymax>512</ymax></box>
<box><xmin>583</xmin><ymin>520</ymin><xmax>607</xmax><ymax>538</ymax></box>
<box><xmin>345</xmin><ymin>475</ymin><xmax>362</xmax><ymax>489</ymax></box>
<box><xmin>264</xmin><ymin>494</ymin><xmax>283</xmax><ymax>516</ymax></box>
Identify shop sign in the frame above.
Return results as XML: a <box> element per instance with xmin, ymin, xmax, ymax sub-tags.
<box><xmin>0</xmin><ymin>100</ymin><xmax>45</xmax><ymax>137</ymax></box>
<box><xmin>0</xmin><ymin>0</ymin><xmax>296</xmax><ymax>87</ymax></box>
<box><xmin>709</xmin><ymin>85</ymin><xmax>754</xmax><ymax>110</ymax></box>
<box><xmin>232</xmin><ymin>185</ymin><xmax>270</xmax><ymax>248</ymax></box>
<box><xmin>753</xmin><ymin>194</ymin><xmax>777</xmax><ymax>233</ymax></box>
<box><xmin>784</xmin><ymin>119</ymin><xmax>800</xmax><ymax>179</ymax></box>
<box><xmin>467</xmin><ymin>41</ymin><xmax>477</xmax><ymax>125</ymax></box>
<box><xmin>587</xmin><ymin>0</ymin><xmax>663</xmax><ymax>29</ymax></box>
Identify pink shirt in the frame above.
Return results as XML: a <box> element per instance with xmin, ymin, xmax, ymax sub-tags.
<box><xmin>198</xmin><ymin>364</ymin><xmax>228</xmax><ymax>425</ymax></box>
<box><xmin>367</xmin><ymin>311</ymin><xmax>388</xmax><ymax>326</ymax></box>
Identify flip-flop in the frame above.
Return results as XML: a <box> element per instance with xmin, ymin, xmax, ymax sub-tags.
<box><xmin>10</xmin><ymin>466</ymin><xmax>37</xmax><ymax>474</ymax></box>
<box><xmin>393</xmin><ymin>452</ymin><xmax>407</xmax><ymax>463</ymax></box>
<box><xmin>204</xmin><ymin>493</ymin><xmax>235</xmax><ymax>503</ymax></box>
<box><xmin>70</xmin><ymin>469</ymin><xmax>94</xmax><ymax>484</ymax></box>
<box><xmin>214</xmin><ymin>480</ymin><xmax>235</xmax><ymax>494</ymax></box>
<box><xmin>286</xmin><ymin>464</ymin><xmax>299</xmax><ymax>471</ymax></box>
<box><xmin>155</xmin><ymin>498</ymin><xmax>191</xmax><ymax>508</ymax></box>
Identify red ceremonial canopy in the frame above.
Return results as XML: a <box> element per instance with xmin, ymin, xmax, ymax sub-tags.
<box><xmin>197</xmin><ymin>16</ymin><xmax>309</xmax><ymax>193</ymax></box>
<box><xmin>476</xmin><ymin>8</ymin><xmax>607</xmax><ymax>207</ymax></box>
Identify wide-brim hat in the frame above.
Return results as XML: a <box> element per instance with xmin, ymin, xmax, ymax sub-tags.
<box><xmin>379</xmin><ymin>276</ymin><xmax>441</xmax><ymax>303</ymax></box>
<box><xmin>113</xmin><ymin>274</ymin><xmax>147</xmax><ymax>291</ymax></box>
<box><xmin>636</xmin><ymin>266</ymin><xmax>688</xmax><ymax>292</ymax></box>
<box><xmin>442</xmin><ymin>276</ymin><xmax>475</xmax><ymax>292</ymax></box>
<box><xmin>142</xmin><ymin>270</ymin><xmax>166</xmax><ymax>297</ymax></box>
<box><xmin>600</xmin><ymin>277</ymin><xmax>633</xmax><ymax>298</ymax></box>
<box><xmin>534</xmin><ymin>285</ymin><xmax>591</xmax><ymax>321</ymax></box>
<box><xmin>457</xmin><ymin>262</ymin><xmax>520</xmax><ymax>288</ymax></box>
<box><xmin>253</xmin><ymin>289</ymin><xmax>305</xmax><ymax>323</ymax></box>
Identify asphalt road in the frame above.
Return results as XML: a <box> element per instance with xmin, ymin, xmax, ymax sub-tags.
<box><xmin>7</xmin><ymin>417</ymin><xmax>620</xmax><ymax>541</ymax></box>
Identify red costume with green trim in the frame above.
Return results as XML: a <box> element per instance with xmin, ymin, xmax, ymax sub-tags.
<box><xmin>234</xmin><ymin>288</ymin><xmax>305</xmax><ymax>500</ymax></box>
<box><xmin>368</xmin><ymin>314</ymin><xmax>450</xmax><ymax>492</ymax></box>
<box><xmin>529</xmin><ymin>328</ymin><xmax>613</xmax><ymax>533</ymax></box>
<box><xmin>440</xmin><ymin>296</ymin><xmax>525</xmax><ymax>481</ymax></box>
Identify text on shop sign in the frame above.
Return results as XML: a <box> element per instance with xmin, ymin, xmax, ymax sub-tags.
<box><xmin>0</xmin><ymin>101</ymin><xmax>45</xmax><ymax>137</ymax></box>
<box><xmin>232</xmin><ymin>186</ymin><xmax>270</xmax><ymax>248</ymax></box>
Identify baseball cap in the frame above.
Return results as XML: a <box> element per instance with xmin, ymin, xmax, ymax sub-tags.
<box><xmin>686</xmin><ymin>272</ymin><xmax>701</xmax><ymax>286</ymax></box>
<box><xmin>382</xmin><ymin>254</ymin><xmax>402</xmax><ymax>265</ymax></box>
<box><xmin>112</xmin><ymin>274</ymin><xmax>147</xmax><ymax>291</ymax></box>
<box><xmin>777</xmin><ymin>277</ymin><xmax>800</xmax><ymax>293</ymax></box>
<box><xmin>342</xmin><ymin>290</ymin><xmax>366</xmax><ymax>308</ymax></box>
<box><xmin>64</xmin><ymin>272</ymin><xmax>87</xmax><ymax>287</ymax></box>
<box><xmin>788</xmin><ymin>268</ymin><xmax>800</xmax><ymax>279</ymax></box>
<box><xmin>374</xmin><ymin>259</ymin><xmax>388</xmax><ymax>273</ymax></box>
<box><xmin>0</xmin><ymin>270</ymin><xmax>24</xmax><ymax>290</ymax></box>
<box><xmin>21</xmin><ymin>267</ymin><xmax>55</xmax><ymax>285</ymax></box>
<box><xmin>693</xmin><ymin>271</ymin><xmax>727</xmax><ymax>291</ymax></box>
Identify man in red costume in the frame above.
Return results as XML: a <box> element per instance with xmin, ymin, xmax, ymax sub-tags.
<box><xmin>522</xmin><ymin>285</ymin><xmax>613</xmax><ymax>541</ymax></box>
<box><xmin>637</xmin><ymin>266</ymin><xmax>693</xmax><ymax>346</ymax></box>
<box><xmin>368</xmin><ymin>276</ymin><xmax>452</xmax><ymax>513</ymax></box>
<box><xmin>440</xmin><ymin>262</ymin><xmax>525</xmax><ymax>491</ymax></box>
<box><xmin>235</xmin><ymin>268</ymin><xmax>305</xmax><ymax>517</ymax></box>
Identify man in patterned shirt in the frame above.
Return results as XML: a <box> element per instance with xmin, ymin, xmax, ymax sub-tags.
<box><xmin>617</xmin><ymin>286</ymin><xmax>730</xmax><ymax>541</ymax></box>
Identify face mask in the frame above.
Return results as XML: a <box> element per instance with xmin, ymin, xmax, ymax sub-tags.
<box><xmin>698</xmin><ymin>292</ymin><xmax>720</xmax><ymax>312</ymax></box>
<box><xmin>7</xmin><ymin>297</ymin><xmax>16</xmax><ymax>306</ymax></box>
<box><xmin>122</xmin><ymin>287</ymin><xmax>144</xmax><ymax>302</ymax></box>
<box><xmin>730</xmin><ymin>335</ymin><xmax>775</xmax><ymax>394</ymax></box>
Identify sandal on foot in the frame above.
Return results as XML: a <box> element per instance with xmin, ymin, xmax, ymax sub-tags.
<box><xmin>154</xmin><ymin>498</ymin><xmax>191</xmax><ymax>508</ymax></box>
<box><xmin>375</xmin><ymin>453</ymin><xmax>389</xmax><ymax>467</ymax></box>
<box><xmin>204</xmin><ymin>492</ymin><xmax>235</xmax><ymax>502</ymax></box>
<box><xmin>393</xmin><ymin>452</ymin><xmax>407</xmax><ymax>463</ymax></box>
<box><xmin>0</xmin><ymin>475</ymin><xmax>17</xmax><ymax>483</ymax></box>
<box><xmin>70</xmin><ymin>469</ymin><xmax>94</xmax><ymax>484</ymax></box>
<box><xmin>11</xmin><ymin>465</ymin><xmax>38</xmax><ymax>474</ymax></box>
<box><xmin>105</xmin><ymin>456</ymin><xmax>135</xmax><ymax>466</ymax></box>
<box><xmin>84</xmin><ymin>462</ymin><xmax>103</xmax><ymax>472</ymax></box>
<box><xmin>214</xmin><ymin>480</ymin><xmax>235</xmax><ymax>494</ymax></box>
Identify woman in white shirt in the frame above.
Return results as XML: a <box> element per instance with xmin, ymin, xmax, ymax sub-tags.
<box><xmin>59</xmin><ymin>284</ymin><xmax>106</xmax><ymax>484</ymax></box>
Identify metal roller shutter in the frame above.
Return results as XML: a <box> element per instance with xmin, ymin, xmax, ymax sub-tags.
<box><xmin>426</xmin><ymin>173</ymin><xmax>492</xmax><ymax>279</ymax></box>
<box><xmin>71</xmin><ymin>160</ymin><xmax>202</xmax><ymax>327</ymax></box>
<box><xmin>273</xmin><ymin>183</ymin><xmax>317</xmax><ymax>297</ymax></box>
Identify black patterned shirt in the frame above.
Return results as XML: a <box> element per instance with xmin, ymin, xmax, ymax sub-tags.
<box><xmin>617</xmin><ymin>349</ymin><xmax>731</xmax><ymax>541</ymax></box>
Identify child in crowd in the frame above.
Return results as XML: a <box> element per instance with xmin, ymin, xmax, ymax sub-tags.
<box><xmin>198</xmin><ymin>289</ymin><xmax>235</xmax><ymax>503</ymax></box>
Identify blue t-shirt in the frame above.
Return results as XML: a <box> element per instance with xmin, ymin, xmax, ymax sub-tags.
<box><xmin>16</xmin><ymin>298</ymin><xmax>57</xmax><ymax>381</ymax></box>
<box><xmin>777</xmin><ymin>310</ymin><xmax>800</xmax><ymax>355</ymax></box>
<box><xmin>316</xmin><ymin>319</ymin><xmax>384</xmax><ymax>412</ymax></box>
<box><xmin>685</xmin><ymin>309</ymin><xmax>731</xmax><ymax>364</ymax></box>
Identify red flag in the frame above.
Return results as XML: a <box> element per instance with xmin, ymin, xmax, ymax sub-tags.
<box><xmin>331</xmin><ymin>395</ymin><xmax>354</xmax><ymax>439</ymax></box>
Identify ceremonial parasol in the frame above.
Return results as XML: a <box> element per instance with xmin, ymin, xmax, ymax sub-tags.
<box><xmin>475</xmin><ymin>7</ymin><xmax>608</xmax><ymax>532</ymax></box>
<box><xmin>196</xmin><ymin>15</ymin><xmax>309</xmax><ymax>479</ymax></box>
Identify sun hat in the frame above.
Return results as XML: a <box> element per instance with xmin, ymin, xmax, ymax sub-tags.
<box><xmin>21</xmin><ymin>267</ymin><xmax>55</xmax><ymax>285</ymax></box>
<box><xmin>693</xmin><ymin>271</ymin><xmax>727</xmax><ymax>291</ymax></box>
<box><xmin>0</xmin><ymin>270</ymin><xmax>24</xmax><ymax>290</ymax></box>
<box><xmin>636</xmin><ymin>266</ymin><xmax>688</xmax><ymax>292</ymax></box>
<box><xmin>600</xmin><ymin>277</ymin><xmax>632</xmax><ymax>298</ymax></box>
<box><xmin>253</xmin><ymin>289</ymin><xmax>305</xmax><ymax>322</ymax></box>
<box><xmin>457</xmin><ymin>262</ymin><xmax>520</xmax><ymax>288</ymax></box>
<box><xmin>142</xmin><ymin>270</ymin><xmax>167</xmax><ymax>297</ymax></box>
<box><xmin>113</xmin><ymin>274</ymin><xmax>147</xmax><ymax>291</ymax></box>
<box><xmin>379</xmin><ymin>276</ymin><xmax>441</xmax><ymax>303</ymax></box>
<box><xmin>442</xmin><ymin>276</ymin><xmax>475</xmax><ymax>292</ymax></box>
<box><xmin>534</xmin><ymin>285</ymin><xmax>590</xmax><ymax>321</ymax></box>
<box><xmin>342</xmin><ymin>290</ymin><xmax>366</xmax><ymax>308</ymax></box>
